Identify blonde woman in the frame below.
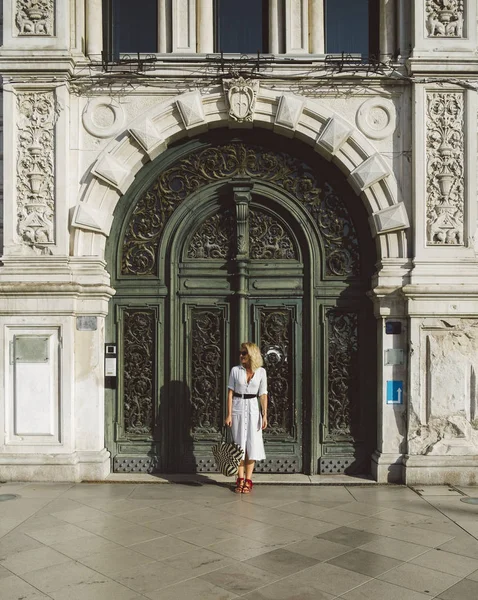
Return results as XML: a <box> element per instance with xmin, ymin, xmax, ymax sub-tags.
<box><xmin>225</xmin><ymin>342</ymin><xmax>268</xmax><ymax>493</ymax></box>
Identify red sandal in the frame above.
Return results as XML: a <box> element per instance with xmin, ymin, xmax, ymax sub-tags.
<box><xmin>242</xmin><ymin>479</ymin><xmax>253</xmax><ymax>494</ymax></box>
<box><xmin>234</xmin><ymin>477</ymin><xmax>244</xmax><ymax>493</ymax></box>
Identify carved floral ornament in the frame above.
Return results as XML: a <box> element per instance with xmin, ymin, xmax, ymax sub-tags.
<box><xmin>426</xmin><ymin>92</ymin><xmax>464</xmax><ymax>246</ymax></box>
<box><xmin>121</xmin><ymin>142</ymin><xmax>360</xmax><ymax>278</ymax></box>
<box><xmin>16</xmin><ymin>0</ymin><xmax>54</xmax><ymax>36</ymax></box>
<box><xmin>187</xmin><ymin>208</ymin><xmax>297</xmax><ymax>260</ymax></box>
<box><xmin>16</xmin><ymin>91</ymin><xmax>57</xmax><ymax>251</ymax></box>
<box><xmin>426</xmin><ymin>0</ymin><xmax>464</xmax><ymax>37</ymax></box>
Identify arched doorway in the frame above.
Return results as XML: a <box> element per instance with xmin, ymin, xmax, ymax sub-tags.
<box><xmin>105</xmin><ymin>132</ymin><xmax>377</xmax><ymax>475</ymax></box>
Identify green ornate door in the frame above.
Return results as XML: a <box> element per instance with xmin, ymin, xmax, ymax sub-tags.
<box><xmin>106</xmin><ymin>135</ymin><xmax>376</xmax><ymax>475</ymax></box>
<box><xmin>174</xmin><ymin>191</ymin><xmax>304</xmax><ymax>472</ymax></box>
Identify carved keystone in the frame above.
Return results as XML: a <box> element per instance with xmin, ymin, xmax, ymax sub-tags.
<box><xmin>371</xmin><ymin>203</ymin><xmax>410</xmax><ymax>235</ymax></box>
<box><xmin>274</xmin><ymin>94</ymin><xmax>305</xmax><ymax>136</ymax></box>
<box><xmin>71</xmin><ymin>204</ymin><xmax>111</xmax><ymax>235</ymax></box>
<box><xmin>91</xmin><ymin>154</ymin><xmax>133</xmax><ymax>194</ymax></box>
<box><xmin>348</xmin><ymin>154</ymin><xmax>390</xmax><ymax>193</ymax></box>
<box><xmin>316</xmin><ymin>117</ymin><xmax>353</xmax><ymax>158</ymax></box>
<box><xmin>176</xmin><ymin>91</ymin><xmax>207</xmax><ymax>130</ymax></box>
<box><xmin>129</xmin><ymin>119</ymin><xmax>166</xmax><ymax>161</ymax></box>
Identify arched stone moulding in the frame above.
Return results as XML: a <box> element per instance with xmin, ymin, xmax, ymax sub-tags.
<box><xmin>72</xmin><ymin>88</ymin><xmax>409</xmax><ymax>261</ymax></box>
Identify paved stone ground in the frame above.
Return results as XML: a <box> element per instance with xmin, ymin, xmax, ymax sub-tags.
<box><xmin>1</xmin><ymin>479</ymin><xmax>478</xmax><ymax>600</ymax></box>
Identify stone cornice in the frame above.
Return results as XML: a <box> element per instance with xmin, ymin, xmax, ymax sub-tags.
<box><xmin>407</xmin><ymin>56</ymin><xmax>478</xmax><ymax>76</ymax></box>
<box><xmin>0</xmin><ymin>282</ymin><xmax>115</xmax><ymax>297</ymax></box>
<box><xmin>0</xmin><ymin>55</ymin><xmax>78</xmax><ymax>75</ymax></box>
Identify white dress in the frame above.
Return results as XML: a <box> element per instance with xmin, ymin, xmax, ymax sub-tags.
<box><xmin>228</xmin><ymin>365</ymin><xmax>267</xmax><ymax>461</ymax></box>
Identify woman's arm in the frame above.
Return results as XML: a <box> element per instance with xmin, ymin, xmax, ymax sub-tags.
<box><xmin>260</xmin><ymin>393</ymin><xmax>268</xmax><ymax>430</ymax></box>
<box><xmin>225</xmin><ymin>388</ymin><xmax>233</xmax><ymax>427</ymax></box>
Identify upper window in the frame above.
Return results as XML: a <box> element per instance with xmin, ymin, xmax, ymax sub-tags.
<box><xmin>215</xmin><ymin>0</ymin><xmax>268</xmax><ymax>54</ymax></box>
<box><xmin>107</xmin><ymin>0</ymin><xmax>158</xmax><ymax>56</ymax></box>
<box><xmin>103</xmin><ymin>0</ymin><xmax>377</xmax><ymax>59</ymax></box>
<box><xmin>325</xmin><ymin>0</ymin><xmax>379</xmax><ymax>58</ymax></box>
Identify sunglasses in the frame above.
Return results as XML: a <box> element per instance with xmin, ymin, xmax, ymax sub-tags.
<box><xmin>240</xmin><ymin>350</ymin><xmax>248</xmax><ymax>356</ymax></box>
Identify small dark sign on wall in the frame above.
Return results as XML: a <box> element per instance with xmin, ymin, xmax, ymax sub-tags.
<box><xmin>386</xmin><ymin>321</ymin><xmax>401</xmax><ymax>335</ymax></box>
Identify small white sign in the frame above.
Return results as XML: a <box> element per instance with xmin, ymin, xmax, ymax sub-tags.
<box><xmin>385</xmin><ymin>349</ymin><xmax>405</xmax><ymax>366</ymax></box>
<box><xmin>105</xmin><ymin>357</ymin><xmax>117</xmax><ymax>377</ymax></box>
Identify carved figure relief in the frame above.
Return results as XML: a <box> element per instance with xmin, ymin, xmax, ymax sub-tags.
<box><xmin>17</xmin><ymin>91</ymin><xmax>56</xmax><ymax>250</ymax></box>
<box><xmin>122</xmin><ymin>142</ymin><xmax>359</xmax><ymax>277</ymax></box>
<box><xmin>250</xmin><ymin>209</ymin><xmax>297</xmax><ymax>260</ymax></box>
<box><xmin>187</xmin><ymin>208</ymin><xmax>297</xmax><ymax>261</ymax></box>
<box><xmin>187</xmin><ymin>211</ymin><xmax>235</xmax><ymax>259</ymax></box>
<box><xmin>223</xmin><ymin>78</ymin><xmax>259</xmax><ymax>123</ymax></box>
<box><xmin>425</xmin><ymin>0</ymin><xmax>464</xmax><ymax>37</ymax></box>
<box><xmin>16</xmin><ymin>0</ymin><xmax>54</xmax><ymax>36</ymax></box>
<box><xmin>426</xmin><ymin>92</ymin><xmax>464</xmax><ymax>245</ymax></box>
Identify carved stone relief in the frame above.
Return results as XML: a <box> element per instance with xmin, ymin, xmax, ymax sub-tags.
<box><xmin>176</xmin><ymin>91</ymin><xmax>206</xmax><ymax>129</ymax></box>
<box><xmin>426</xmin><ymin>0</ymin><xmax>464</xmax><ymax>37</ymax></box>
<box><xmin>16</xmin><ymin>91</ymin><xmax>56</xmax><ymax>250</ymax></box>
<box><xmin>223</xmin><ymin>77</ymin><xmax>259</xmax><ymax>123</ymax></box>
<box><xmin>356</xmin><ymin>98</ymin><xmax>397</xmax><ymax>140</ymax></box>
<box><xmin>16</xmin><ymin>0</ymin><xmax>54</xmax><ymax>36</ymax></box>
<box><xmin>426</xmin><ymin>92</ymin><xmax>464</xmax><ymax>245</ymax></box>
<box><xmin>409</xmin><ymin>319</ymin><xmax>478</xmax><ymax>455</ymax></box>
<box><xmin>82</xmin><ymin>98</ymin><xmax>126</xmax><ymax>139</ymax></box>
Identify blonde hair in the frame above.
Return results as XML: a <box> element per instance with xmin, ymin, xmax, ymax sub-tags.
<box><xmin>241</xmin><ymin>342</ymin><xmax>263</xmax><ymax>372</ymax></box>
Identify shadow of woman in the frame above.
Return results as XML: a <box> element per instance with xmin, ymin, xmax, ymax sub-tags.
<box><xmin>154</xmin><ymin>380</ymin><xmax>195</xmax><ymax>473</ymax></box>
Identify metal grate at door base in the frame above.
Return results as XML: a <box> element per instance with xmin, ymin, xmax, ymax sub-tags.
<box><xmin>195</xmin><ymin>457</ymin><xmax>299</xmax><ymax>474</ymax></box>
<box><xmin>113</xmin><ymin>456</ymin><xmax>159</xmax><ymax>473</ymax></box>
<box><xmin>255</xmin><ymin>458</ymin><xmax>298</xmax><ymax>474</ymax></box>
<box><xmin>319</xmin><ymin>457</ymin><xmax>352</xmax><ymax>474</ymax></box>
<box><xmin>196</xmin><ymin>458</ymin><xmax>218</xmax><ymax>472</ymax></box>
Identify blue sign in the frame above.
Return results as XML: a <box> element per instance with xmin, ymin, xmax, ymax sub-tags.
<box><xmin>386</xmin><ymin>380</ymin><xmax>403</xmax><ymax>404</ymax></box>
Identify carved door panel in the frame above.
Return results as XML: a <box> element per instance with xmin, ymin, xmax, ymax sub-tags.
<box><xmin>253</xmin><ymin>302</ymin><xmax>303</xmax><ymax>473</ymax></box>
<box><xmin>174</xmin><ymin>303</ymin><xmax>231</xmax><ymax>472</ymax></box>
<box><xmin>113</xmin><ymin>305</ymin><xmax>162</xmax><ymax>474</ymax></box>
<box><xmin>175</xmin><ymin>299</ymin><xmax>303</xmax><ymax>473</ymax></box>
<box><xmin>318</xmin><ymin>305</ymin><xmax>377</xmax><ymax>474</ymax></box>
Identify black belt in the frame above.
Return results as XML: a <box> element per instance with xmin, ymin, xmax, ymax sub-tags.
<box><xmin>233</xmin><ymin>393</ymin><xmax>257</xmax><ymax>399</ymax></box>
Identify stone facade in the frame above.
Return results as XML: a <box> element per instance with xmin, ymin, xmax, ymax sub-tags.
<box><xmin>0</xmin><ymin>0</ymin><xmax>477</xmax><ymax>483</ymax></box>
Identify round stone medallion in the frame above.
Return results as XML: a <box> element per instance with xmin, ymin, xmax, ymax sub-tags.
<box><xmin>82</xmin><ymin>98</ymin><xmax>126</xmax><ymax>139</ymax></box>
<box><xmin>356</xmin><ymin>98</ymin><xmax>397</xmax><ymax>140</ymax></box>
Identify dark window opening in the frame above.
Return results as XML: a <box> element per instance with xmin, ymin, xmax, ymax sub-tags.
<box><xmin>325</xmin><ymin>0</ymin><xmax>379</xmax><ymax>59</ymax></box>
<box><xmin>215</xmin><ymin>0</ymin><xmax>268</xmax><ymax>54</ymax></box>
<box><xmin>105</xmin><ymin>0</ymin><xmax>158</xmax><ymax>57</ymax></box>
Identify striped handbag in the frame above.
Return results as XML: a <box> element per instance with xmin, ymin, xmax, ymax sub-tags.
<box><xmin>212</xmin><ymin>428</ymin><xmax>243</xmax><ymax>477</ymax></box>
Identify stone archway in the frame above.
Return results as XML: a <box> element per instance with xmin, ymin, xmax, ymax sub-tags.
<box><xmin>70</xmin><ymin>85</ymin><xmax>410</xmax><ymax>278</ymax></box>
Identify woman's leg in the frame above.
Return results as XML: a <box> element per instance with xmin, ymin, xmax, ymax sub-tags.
<box><xmin>242</xmin><ymin>458</ymin><xmax>255</xmax><ymax>493</ymax></box>
<box><xmin>237</xmin><ymin>460</ymin><xmax>245</xmax><ymax>479</ymax></box>
<box><xmin>234</xmin><ymin>459</ymin><xmax>245</xmax><ymax>492</ymax></box>
<box><xmin>245</xmin><ymin>459</ymin><xmax>255</xmax><ymax>480</ymax></box>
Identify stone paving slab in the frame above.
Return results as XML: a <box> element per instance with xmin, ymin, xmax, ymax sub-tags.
<box><xmin>0</xmin><ymin>480</ymin><xmax>477</xmax><ymax>600</ymax></box>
